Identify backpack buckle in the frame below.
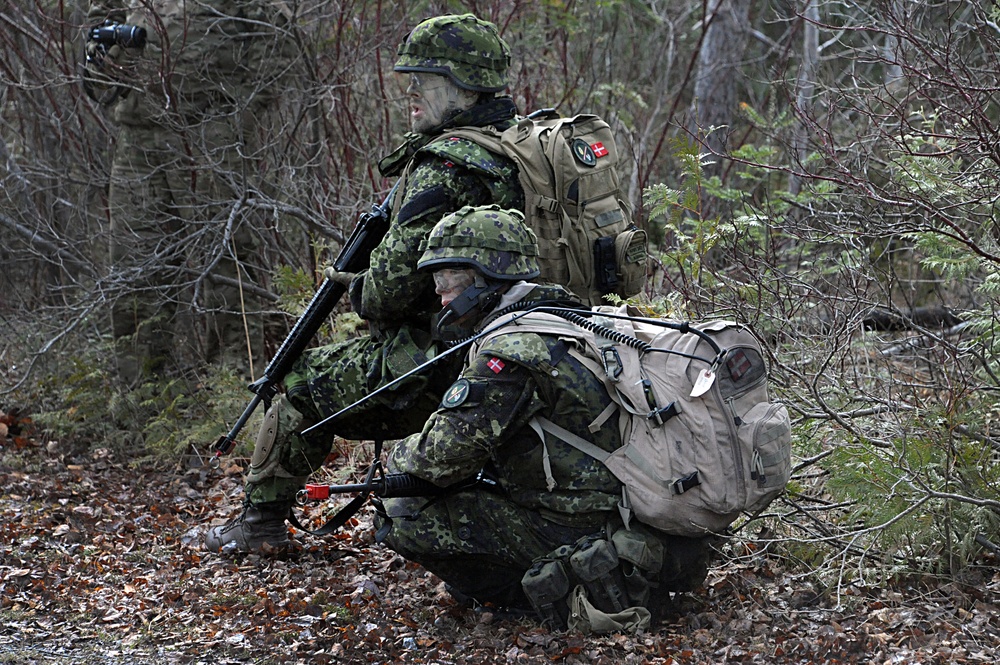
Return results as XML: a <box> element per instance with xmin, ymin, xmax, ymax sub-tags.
<box><xmin>672</xmin><ymin>472</ymin><xmax>701</xmax><ymax>495</ymax></box>
<box><xmin>649</xmin><ymin>401</ymin><xmax>680</xmax><ymax>426</ymax></box>
<box><xmin>600</xmin><ymin>345</ymin><xmax>623</xmax><ymax>382</ymax></box>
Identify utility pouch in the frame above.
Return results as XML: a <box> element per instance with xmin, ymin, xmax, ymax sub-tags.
<box><xmin>612</xmin><ymin>526</ymin><xmax>665</xmax><ymax>573</ymax></box>
<box><xmin>593</xmin><ymin>236</ymin><xmax>618</xmax><ymax>295</ymax></box>
<box><xmin>568</xmin><ymin>585</ymin><xmax>651</xmax><ymax>635</ymax></box>
<box><xmin>611</xmin><ymin>525</ymin><xmax>665</xmax><ymax>607</ymax></box>
<box><xmin>521</xmin><ymin>558</ymin><xmax>571</xmax><ymax>629</ymax></box>
<box><xmin>568</xmin><ymin>536</ymin><xmax>627</xmax><ymax>613</ymax></box>
<box><xmin>612</xmin><ymin>226</ymin><xmax>648</xmax><ymax>298</ymax></box>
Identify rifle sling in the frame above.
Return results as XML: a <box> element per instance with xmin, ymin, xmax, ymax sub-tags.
<box><xmin>287</xmin><ymin>491</ymin><xmax>371</xmax><ymax>537</ymax></box>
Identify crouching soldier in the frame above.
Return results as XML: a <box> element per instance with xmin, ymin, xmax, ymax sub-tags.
<box><xmin>379</xmin><ymin>205</ymin><xmax>713</xmax><ymax>632</ymax></box>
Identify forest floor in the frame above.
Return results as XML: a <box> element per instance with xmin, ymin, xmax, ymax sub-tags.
<box><xmin>2</xmin><ymin>432</ymin><xmax>999</xmax><ymax>665</ymax></box>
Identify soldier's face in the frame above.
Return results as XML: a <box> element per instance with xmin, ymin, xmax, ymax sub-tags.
<box><xmin>404</xmin><ymin>73</ymin><xmax>476</xmax><ymax>133</ymax></box>
<box><xmin>432</xmin><ymin>267</ymin><xmax>478</xmax><ymax>307</ymax></box>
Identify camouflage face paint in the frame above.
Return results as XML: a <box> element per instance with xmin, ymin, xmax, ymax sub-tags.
<box><xmin>407</xmin><ymin>72</ymin><xmax>449</xmax><ymax>93</ymax></box>
<box><xmin>404</xmin><ymin>72</ymin><xmax>474</xmax><ymax>133</ymax></box>
<box><xmin>433</xmin><ymin>267</ymin><xmax>478</xmax><ymax>306</ymax></box>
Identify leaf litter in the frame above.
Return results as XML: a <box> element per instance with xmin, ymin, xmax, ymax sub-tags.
<box><xmin>1</xmin><ymin>437</ymin><xmax>998</xmax><ymax>664</ymax></box>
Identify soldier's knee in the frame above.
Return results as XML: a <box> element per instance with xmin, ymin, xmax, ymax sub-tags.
<box><xmin>246</xmin><ymin>396</ymin><xmax>312</xmax><ymax>486</ymax></box>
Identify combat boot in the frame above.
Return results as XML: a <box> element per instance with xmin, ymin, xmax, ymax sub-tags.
<box><xmin>204</xmin><ymin>501</ymin><xmax>292</xmax><ymax>553</ymax></box>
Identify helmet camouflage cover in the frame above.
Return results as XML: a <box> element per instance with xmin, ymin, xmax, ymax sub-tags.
<box><xmin>418</xmin><ymin>205</ymin><xmax>540</xmax><ymax>281</ymax></box>
<box><xmin>394</xmin><ymin>13</ymin><xmax>511</xmax><ymax>92</ymax></box>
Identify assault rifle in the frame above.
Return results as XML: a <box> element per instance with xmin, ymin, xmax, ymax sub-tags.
<box><xmin>212</xmin><ymin>182</ymin><xmax>400</xmax><ymax>466</ymax></box>
<box><xmin>292</xmin><ymin>457</ymin><xmax>500</xmax><ymax>538</ymax></box>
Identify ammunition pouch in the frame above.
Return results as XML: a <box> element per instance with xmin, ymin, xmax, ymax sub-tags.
<box><xmin>521</xmin><ymin>527</ymin><xmax>663</xmax><ymax>633</ymax></box>
<box><xmin>520</xmin><ymin>552</ymin><xmax>571</xmax><ymax>629</ymax></box>
<box><xmin>568</xmin><ymin>535</ymin><xmax>627</xmax><ymax>613</ymax></box>
<box><xmin>612</xmin><ymin>524</ymin><xmax>665</xmax><ymax>607</ymax></box>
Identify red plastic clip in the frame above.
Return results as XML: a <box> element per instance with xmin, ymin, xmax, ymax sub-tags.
<box><xmin>304</xmin><ymin>484</ymin><xmax>330</xmax><ymax>501</ymax></box>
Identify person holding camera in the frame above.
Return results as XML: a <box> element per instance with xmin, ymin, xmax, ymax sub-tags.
<box><xmin>83</xmin><ymin>0</ymin><xmax>296</xmax><ymax>384</ymax></box>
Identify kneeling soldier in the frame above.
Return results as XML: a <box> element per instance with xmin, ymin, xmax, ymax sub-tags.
<box><xmin>379</xmin><ymin>205</ymin><xmax>712</xmax><ymax>631</ymax></box>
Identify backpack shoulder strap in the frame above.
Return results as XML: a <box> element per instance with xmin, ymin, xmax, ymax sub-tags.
<box><xmin>443</xmin><ymin>125</ymin><xmax>504</xmax><ymax>152</ymax></box>
<box><xmin>531</xmin><ymin>415</ymin><xmax>611</xmax><ymax>463</ymax></box>
<box><xmin>421</xmin><ymin>131</ymin><xmax>509</xmax><ymax>178</ymax></box>
<box><xmin>470</xmin><ymin>310</ymin><xmax>585</xmax><ymax>357</ymax></box>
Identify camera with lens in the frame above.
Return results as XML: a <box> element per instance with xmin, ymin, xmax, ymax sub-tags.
<box><xmin>83</xmin><ymin>21</ymin><xmax>148</xmax><ymax>104</ymax></box>
<box><xmin>88</xmin><ymin>21</ymin><xmax>147</xmax><ymax>50</ymax></box>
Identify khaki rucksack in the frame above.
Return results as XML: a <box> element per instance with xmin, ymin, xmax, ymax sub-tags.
<box><xmin>447</xmin><ymin>111</ymin><xmax>647</xmax><ymax>306</ymax></box>
<box><xmin>471</xmin><ymin>305</ymin><xmax>792</xmax><ymax>537</ymax></box>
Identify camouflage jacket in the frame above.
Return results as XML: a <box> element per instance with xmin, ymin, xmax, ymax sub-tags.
<box><xmin>85</xmin><ymin>0</ymin><xmax>293</xmax><ymax>125</ymax></box>
<box><xmin>390</xmin><ymin>284</ymin><xmax>622</xmax><ymax>524</ymax></box>
<box><xmin>359</xmin><ymin>97</ymin><xmax>524</xmax><ymax>328</ymax></box>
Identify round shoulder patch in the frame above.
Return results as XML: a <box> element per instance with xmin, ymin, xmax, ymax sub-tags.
<box><xmin>441</xmin><ymin>378</ymin><xmax>472</xmax><ymax>409</ymax></box>
<box><xmin>572</xmin><ymin>138</ymin><xmax>597</xmax><ymax>167</ymax></box>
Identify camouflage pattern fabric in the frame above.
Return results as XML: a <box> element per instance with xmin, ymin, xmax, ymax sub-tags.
<box><xmin>360</xmin><ymin>98</ymin><xmax>524</xmax><ymax>325</ymax></box>
<box><xmin>108</xmin><ymin>122</ymin><xmax>260</xmax><ymax>378</ymax></box>
<box><xmin>246</xmin><ymin>327</ymin><xmax>464</xmax><ymax>505</ymax></box>
<box><xmin>245</xmin><ymin>98</ymin><xmax>524</xmax><ymax>505</ymax></box>
<box><xmin>378</xmin><ymin>489</ymin><xmax>600</xmax><ymax>609</ymax></box>
<box><xmin>379</xmin><ymin>284</ymin><xmax>623</xmax><ymax>605</ymax></box>
<box><xmin>85</xmin><ymin>0</ymin><xmax>292</xmax><ymax>126</ymax></box>
<box><xmin>387</xmin><ymin>284</ymin><xmax>621</xmax><ymax>517</ymax></box>
<box><xmin>417</xmin><ymin>204</ymin><xmax>540</xmax><ymax>280</ymax></box>
<box><xmin>394</xmin><ymin>13</ymin><xmax>511</xmax><ymax>92</ymax></box>
<box><xmin>85</xmin><ymin>0</ymin><xmax>296</xmax><ymax>381</ymax></box>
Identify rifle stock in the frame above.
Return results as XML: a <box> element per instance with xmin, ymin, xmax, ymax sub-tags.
<box><xmin>212</xmin><ymin>182</ymin><xmax>399</xmax><ymax>463</ymax></box>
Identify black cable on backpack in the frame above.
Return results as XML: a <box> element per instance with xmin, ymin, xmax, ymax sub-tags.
<box><xmin>445</xmin><ymin>298</ymin><xmax>586</xmax><ymax>348</ymax></box>
<box><xmin>531</xmin><ymin>307</ymin><xmax>726</xmax><ymax>367</ymax></box>
<box><xmin>541</xmin><ymin>308</ymin><xmax>652</xmax><ymax>352</ymax></box>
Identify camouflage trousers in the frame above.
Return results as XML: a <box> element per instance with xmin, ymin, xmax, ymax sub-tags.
<box><xmin>245</xmin><ymin>324</ymin><xmax>462</xmax><ymax>505</ymax></box>
<box><xmin>108</xmin><ymin>116</ymin><xmax>275</xmax><ymax>383</ymax></box>
<box><xmin>377</xmin><ymin>488</ymin><xmax>716</xmax><ymax>613</ymax></box>
<box><xmin>377</xmin><ymin>489</ymin><xmax>606</xmax><ymax>609</ymax></box>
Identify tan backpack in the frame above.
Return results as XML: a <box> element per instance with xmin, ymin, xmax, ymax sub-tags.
<box><xmin>448</xmin><ymin>111</ymin><xmax>647</xmax><ymax>306</ymax></box>
<box><xmin>472</xmin><ymin>305</ymin><xmax>792</xmax><ymax>537</ymax></box>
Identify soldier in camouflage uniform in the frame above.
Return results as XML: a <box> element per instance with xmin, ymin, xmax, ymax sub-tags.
<box><xmin>378</xmin><ymin>206</ymin><xmax>711</xmax><ymax>630</ymax></box>
<box><xmin>83</xmin><ymin>0</ymin><xmax>295</xmax><ymax>383</ymax></box>
<box><xmin>204</xmin><ymin>14</ymin><xmax>525</xmax><ymax>553</ymax></box>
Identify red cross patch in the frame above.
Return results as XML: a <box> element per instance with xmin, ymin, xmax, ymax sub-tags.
<box><xmin>486</xmin><ymin>357</ymin><xmax>506</xmax><ymax>374</ymax></box>
<box><xmin>592</xmin><ymin>142</ymin><xmax>609</xmax><ymax>158</ymax></box>
<box><xmin>443</xmin><ymin>160</ymin><xmax>454</xmax><ymax>168</ymax></box>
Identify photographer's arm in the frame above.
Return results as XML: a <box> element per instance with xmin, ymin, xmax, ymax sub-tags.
<box><xmin>82</xmin><ymin>0</ymin><xmax>141</xmax><ymax>103</ymax></box>
<box><xmin>87</xmin><ymin>0</ymin><xmax>127</xmax><ymax>26</ymax></box>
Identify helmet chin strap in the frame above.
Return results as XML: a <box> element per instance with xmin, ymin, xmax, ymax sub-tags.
<box><xmin>422</xmin><ymin>90</ymin><xmax>481</xmax><ymax>135</ymax></box>
<box><xmin>435</xmin><ymin>276</ymin><xmax>507</xmax><ymax>341</ymax></box>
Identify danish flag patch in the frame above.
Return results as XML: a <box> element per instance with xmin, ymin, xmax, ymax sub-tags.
<box><xmin>592</xmin><ymin>142</ymin><xmax>609</xmax><ymax>158</ymax></box>
<box><xmin>486</xmin><ymin>357</ymin><xmax>506</xmax><ymax>374</ymax></box>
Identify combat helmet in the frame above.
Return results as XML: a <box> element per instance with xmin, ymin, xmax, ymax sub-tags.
<box><xmin>418</xmin><ymin>205</ymin><xmax>539</xmax><ymax>281</ymax></box>
<box><xmin>394</xmin><ymin>14</ymin><xmax>511</xmax><ymax>92</ymax></box>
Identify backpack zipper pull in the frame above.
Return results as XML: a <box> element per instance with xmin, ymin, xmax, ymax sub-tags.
<box><xmin>691</xmin><ymin>349</ymin><xmax>727</xmax><ymax>398</ymax></box>
<box><xmin>690</xmin><ymin>367</ymin><xmax>716</xmax><ymax>398</ymax></box>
